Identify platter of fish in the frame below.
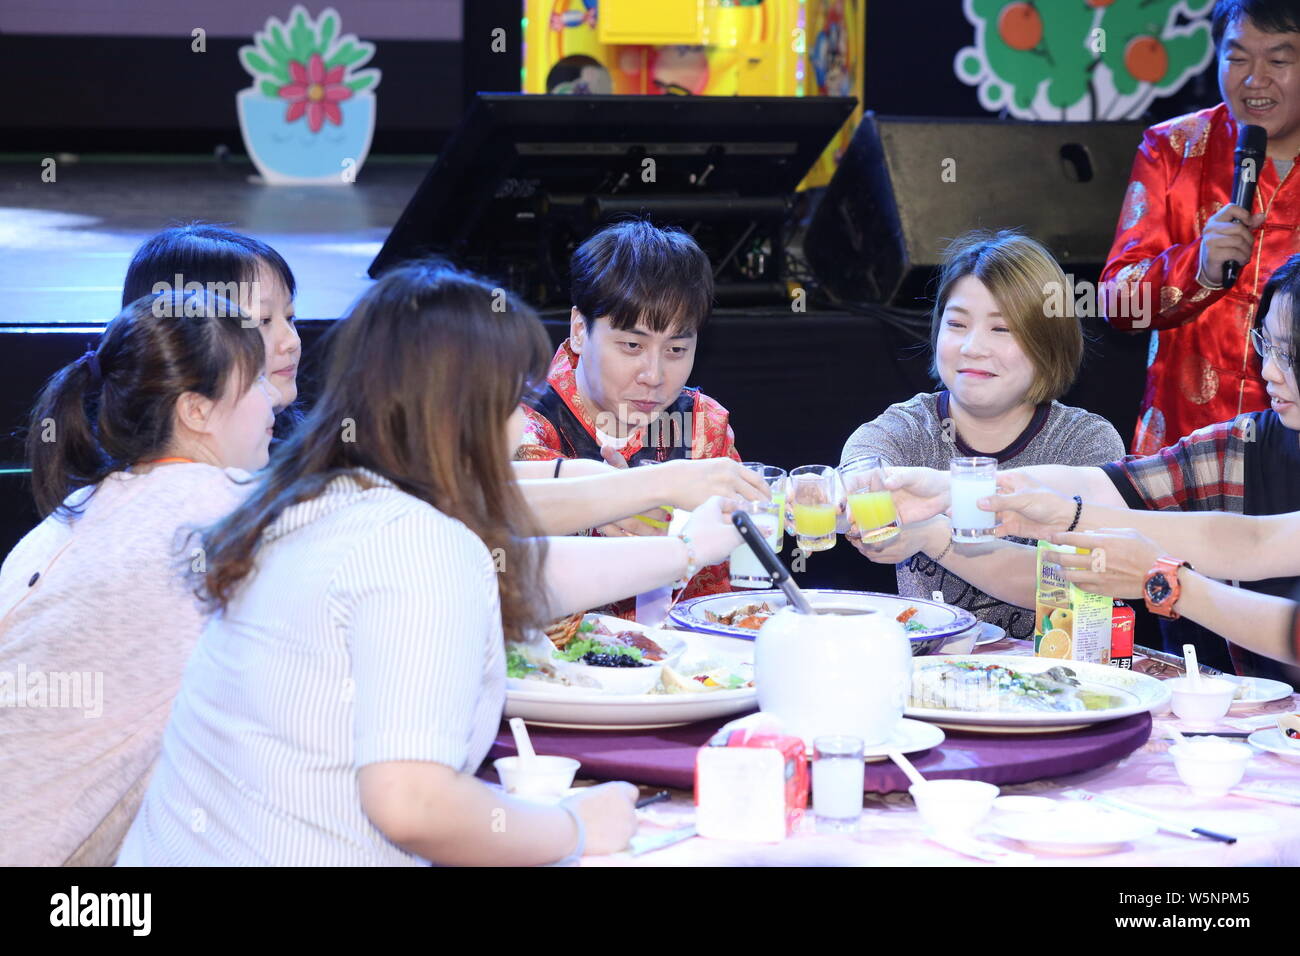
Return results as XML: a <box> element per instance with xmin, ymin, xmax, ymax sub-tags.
<box><xmin>905</xmin><ymin>655</ymin><xmax>1171</xmax><ymax>734</ymax></box>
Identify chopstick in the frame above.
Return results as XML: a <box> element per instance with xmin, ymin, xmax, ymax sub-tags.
<box><xmin>1133</xmin><ymin>644</ymin><xmax>1224</xmax><ymax>676</ymax></box>
<box><xmin>635</xmin><ymin>790</ymin><xmax>671</xmax><ymax>809</ymax></box>
<box><xmin>1064</xmin><ymin>790</ymin><xmax>1237</xmax><ymax>844</ymax></box>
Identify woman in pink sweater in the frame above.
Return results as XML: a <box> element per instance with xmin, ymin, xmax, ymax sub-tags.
<box><xmin>0</xmin><ymin>289</ymin><xmax>277</xmax><ymax>865</ymax></box>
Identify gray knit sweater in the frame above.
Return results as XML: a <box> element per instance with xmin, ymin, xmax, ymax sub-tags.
<box><xmin>840</xmin><ymin>391</ymin><xmax>1126</xmax><ymax>640</ymax></box>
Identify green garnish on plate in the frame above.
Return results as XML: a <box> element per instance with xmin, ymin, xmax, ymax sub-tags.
<box><xmin>506</xmin><ymin>648</ymin><xmax>536</xmax><ymax>679</ymax></box>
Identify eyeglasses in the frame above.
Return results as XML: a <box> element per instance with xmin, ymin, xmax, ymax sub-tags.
<box><xmin>1251</xmin><ymin>328</ymin><xmax>1293</xmax><ymax>370</ymax></box>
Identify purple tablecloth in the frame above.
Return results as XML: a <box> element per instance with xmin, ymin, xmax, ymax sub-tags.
<box><xmin>487</xmin><ymin>711</ymin><xmax>1153</xmax><ymax>794</ymax></box>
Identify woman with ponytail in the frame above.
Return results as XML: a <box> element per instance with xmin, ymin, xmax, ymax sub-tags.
<box><xmin>0</xmin><ymin>290</ymin><xmax>278</xmax><ymax>865</ymax></box>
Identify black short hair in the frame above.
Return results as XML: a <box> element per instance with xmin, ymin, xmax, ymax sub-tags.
<box><xmin>122</xmin><ymin>223</ymin><xmax>296</xmax><ymax>308</ymax></box>
<box><xmin>1212</xmin><ymin>0</ymin><xmax>1300</xmax><ymax>48</ymax></box>
<box><xmin>1258</xmin><ymin>253</ymin><xmax>1300</xmax><ymax>367</ymax></box>
<box><xmin>569</xmin><ymin>220</ymin><xmax>713</xmax><ymax>335</ymax></box>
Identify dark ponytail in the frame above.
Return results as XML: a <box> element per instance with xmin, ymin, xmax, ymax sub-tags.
<box><xmin>26</xmin><ymin>291</ymin><xmax>265</xmax><ymax>519</ymax></box>
<box><xmin>26</xmin><ymin>354</ymin><xmax>109</xmax><ymax>518</ymax></box>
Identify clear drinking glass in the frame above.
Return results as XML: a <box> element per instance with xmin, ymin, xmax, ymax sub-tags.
<box><xmin>812</xmin><ymin>735</ymin><xmax>865</xmax><ymax>833</ymax></box>
<box><xmin>632</xmin><ymin>458</ymin><xmax>674</xmax><ymax>624</ymax></box>
<box><xmin>740</xmin><ymin>463</ymin><xmax>788</xmax><ymax>553</ymax></box>
<box><xmin>789</xmin><ymin>465</ymin><xmax>840</xmax><ymax>553</ymax></box>
<box><xmin>839</xmin><ymin>456</ymin><xmax>900</xmax><ymax>544</ymax></box>
<box><xmin>728</xmin><ymin>496</ymin><xmax>782</xmax><ymax>588</ymax></box>
<box><xmin>949</xmin><ymin>456</ymin><xmax>997</xmax><ymax>544</ymax></box>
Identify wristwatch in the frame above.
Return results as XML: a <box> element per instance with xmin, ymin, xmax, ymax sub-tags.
<box><xmin>1144</xmin><ymin>556</ymin><xmax>1192</xmax><ymax>619</ymax></box>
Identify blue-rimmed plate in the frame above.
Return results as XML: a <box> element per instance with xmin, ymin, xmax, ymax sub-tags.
<box><xmin>668</xmin><ymin>589</ymin><xmax>977</xmax><ymax>655</ymax></box>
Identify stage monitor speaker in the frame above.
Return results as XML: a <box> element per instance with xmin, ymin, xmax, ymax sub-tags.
<box><xmin>805</xmin><ymin>114</ymin><xmax>1146</xmax><ymax>307</ymax></box>
<box><xmin>372</xmin><ymin>94</ymin><xmax>856</xmax><ymax>307</ymax></box>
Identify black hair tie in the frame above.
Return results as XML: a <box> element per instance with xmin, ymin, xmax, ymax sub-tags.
<box><xmin>81</xmin><ymin>348</ymin><xmax>103</xmax><ymax>387</ymax></box>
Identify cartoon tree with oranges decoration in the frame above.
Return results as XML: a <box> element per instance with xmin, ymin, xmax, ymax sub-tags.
<box><xmin>956</xmin><ymin>0</ymin><xmax>1214</xmax><ymax>121</ymax></box>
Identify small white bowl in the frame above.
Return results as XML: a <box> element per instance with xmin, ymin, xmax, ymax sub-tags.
<box><xmin>553</xmin><ymin>656</ymin><xmax>663</xmax><ymax>695</ymax></box>
<box><xmin>1167</xmin><ymin>676</ymin><xmax>1237</xmax><ymax>729</ymax></box>
<box><xmin>909</xmin><ymin>779</ymin><xmax>1000</xmax><ymax>834</ymax></box>
<box><xmin>1169</xmin><ymin>738</ymin><xmax>1252</xmax><ymax>797</ymax></box>
<box><xmin>494</xmin><ymin>756</ymin><xmax>580</xmax><ymax>800</ymax></box>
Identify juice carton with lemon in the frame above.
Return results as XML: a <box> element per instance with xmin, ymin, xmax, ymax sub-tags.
<box><xmin>1033</xmin><ymin>541</ymin><xmax>1113</xmax><ymax>664</ymax></box>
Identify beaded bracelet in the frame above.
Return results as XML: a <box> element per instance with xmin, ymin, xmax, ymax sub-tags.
<box><xmin>673</xmin><ymin>531</ymin><xmax>699</xmax><ymax>589</ymax></box>
<box><xmin>1065</xmin><ymin>495</ymin><xmax>1084</xmax><ymax>533</ymax></box>
<box><xmin>543</xmin><ymin>802</ymin><xmax>586</xmax><ymax>867</ymax></box>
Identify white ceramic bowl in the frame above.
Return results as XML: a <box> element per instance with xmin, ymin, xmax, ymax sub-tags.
<box><xmin>1169</xmin><ymin>739</ymin><xmax>1252</xmax><ymax>796</ymax></box>
<box><xmin>1167</xmin><ymin>676</ymin><xmax>1237</xmax><ymax>728</ymax></box>
<box><xmin>909</xmin><ymin>779</ymin><xmax>1000</xmax><ymax>834</ymax></box>
<box><xmin>493</xmin><ymin>756</ymin><xmax>580</xmax><ymax>800</ymax></box>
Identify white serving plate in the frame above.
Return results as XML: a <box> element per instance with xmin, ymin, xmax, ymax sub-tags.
<box><xmin>861</xmin><ymin>718</ymin><xmax>945</xmax><ymax>762</ymax></box>
<box><xmin>991</xmin><ymin>805</ymin><xmax>1157</xmax><ymax>855</ymax></box>
<box><xmin>1219</xmin><ymin>675</ymin><xmax>1294</xmax><ymax>707</ymax></box>
<box><xmin>506</xmin><ymin>631</ymin><xmax>755</xmax><ymax>730</ymax></box>
<box><xmin>905</xmin><ymin>655</ymin><xmax>1172</xmax><ymax>734</ymax></box>
<box><xmin>1247</xmin><ymin>728</ymin><xmax>1300</xmax><ymax>762</ymax></box>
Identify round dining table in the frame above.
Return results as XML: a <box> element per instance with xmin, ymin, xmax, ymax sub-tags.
<box><xmin>508</xmin><ymin>637</ymin><xmax>1300</xmax><ymax>867</ymax></box>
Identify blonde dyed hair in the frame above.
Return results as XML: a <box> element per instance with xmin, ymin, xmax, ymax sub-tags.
<box><xmin>929</xmin><ymin>230</ymin><xmax>1082</xmax><ymax>406</ymax></box>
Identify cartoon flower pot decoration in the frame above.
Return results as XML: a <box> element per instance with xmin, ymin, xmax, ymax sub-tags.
<box><xmin>237</xmin><ymin>6</ymin><xmax>381</xmax><ymax>184</ymax></box>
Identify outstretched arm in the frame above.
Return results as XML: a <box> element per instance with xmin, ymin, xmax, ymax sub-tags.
<box><xmin>985</xmin><ymin>474</ymin><xmax>1300</xmax><ymax>582</ymax></box>
<box><xmin>536</xmin><ymin>496</ymin><xmax>742</xmax><ymax>618</ymax></box>
<box><xmin>882</xmin><ymin>463</ymin><xmax>1126</xmax><ymax>525</ymax></box>
<box><xmin>516</xmin><ymin>458</ymin><xmax>768</xmax><ymax>535</ymax></box>
<box><xmin>849</xmin><ymin>515</ymin><xmax>1039</xmax><ymax>610</ymax></box>
<box><xmin>1049</xmin><ymin>529</ymin><xmax>1296</xmax><ymax>665</ymax></box>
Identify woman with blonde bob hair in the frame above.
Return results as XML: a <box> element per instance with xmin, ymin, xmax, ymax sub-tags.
<box><xmin>840</xmin><ymin>230</ymin><xmax>1126</xmax><ymax>639</ymax></box>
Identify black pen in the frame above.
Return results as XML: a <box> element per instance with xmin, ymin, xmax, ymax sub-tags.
<box><xmin>635</xmin><ymin>790</ymin><xmax>671</xmax><ymax>809</ymax></box>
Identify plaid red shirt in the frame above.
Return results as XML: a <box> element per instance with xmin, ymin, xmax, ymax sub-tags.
<box><xmin>1102</xmin><ymin>411</ymin><xmax>1300</xmax><ymax>671</ymax></box>
<box><xmin>1100</xmin><ymin>416</ymin><xmax>1249</xmax><ymax>514</ymax></box>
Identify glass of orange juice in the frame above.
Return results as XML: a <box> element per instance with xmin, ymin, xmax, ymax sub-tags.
<box><xmin>840</xmin><ymin>456</ymin><xmax>900</xmax><ymax>544</ymax></box>
<box><xmin>789</xmin><ymin>465</ymin><xmax>841</xmax><ymax>552</ymax></box>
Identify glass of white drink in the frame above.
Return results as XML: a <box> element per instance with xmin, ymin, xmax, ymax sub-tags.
<box><xmin>949</xmin><ymin>456</ymin><xmax>997</xmax><ymax>544</ymax></box>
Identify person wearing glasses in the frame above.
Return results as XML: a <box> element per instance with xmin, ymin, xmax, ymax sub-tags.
<box><xmin>879</xmin><ymin>253</ymin><xmax>1300</xmax><ymax>682</ymax></box>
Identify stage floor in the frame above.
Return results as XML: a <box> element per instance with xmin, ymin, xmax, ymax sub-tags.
<box><xmin>0</xmin><ymin>156</ymin><xmax>431</xmax><ymax>325</ymax></box>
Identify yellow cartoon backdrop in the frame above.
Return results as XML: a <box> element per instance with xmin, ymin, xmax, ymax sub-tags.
<box><xmin>522</xmin><ymin>0</ymin><xmax>862</xmax><ymax>188</ymax></box>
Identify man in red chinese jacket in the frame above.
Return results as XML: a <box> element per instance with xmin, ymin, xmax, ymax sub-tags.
<box><xmin>1102</xmin><ymin>0</ymin><xmax>1300</xmax><ymax>454</ymax></box>
<box><xmin>516</xmin><ymin>220</ymin><xmax>743</xmax><ymax>617</ymax></box>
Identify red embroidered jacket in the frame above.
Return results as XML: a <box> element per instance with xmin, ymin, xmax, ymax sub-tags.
<box><xmin>516</xmin><ymin>340</ymin><xmax>742</xmax><ymax>619</ymax></box>
<box><xmin>1101</xmin><ymin>103</ymin><xmax>1300</xmax><ymax>455</ymax></box>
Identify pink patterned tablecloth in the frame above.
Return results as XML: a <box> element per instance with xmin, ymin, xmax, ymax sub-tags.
<box><xmin>575</xmin><ymin>639</ymin><xmax>1300</xmax><ymax>867</ymax></box>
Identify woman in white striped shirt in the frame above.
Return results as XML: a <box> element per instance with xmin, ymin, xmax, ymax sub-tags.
<box><xmin>117</xmin><ymin>261</ymin><xmax>746</xmax><ymax>866</ymax></box>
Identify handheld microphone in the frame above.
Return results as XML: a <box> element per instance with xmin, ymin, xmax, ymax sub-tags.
<box><xmin>1223</xmin><ymin>124</ymin><xmax>1267</xmax><ymax>289</ymax></box>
